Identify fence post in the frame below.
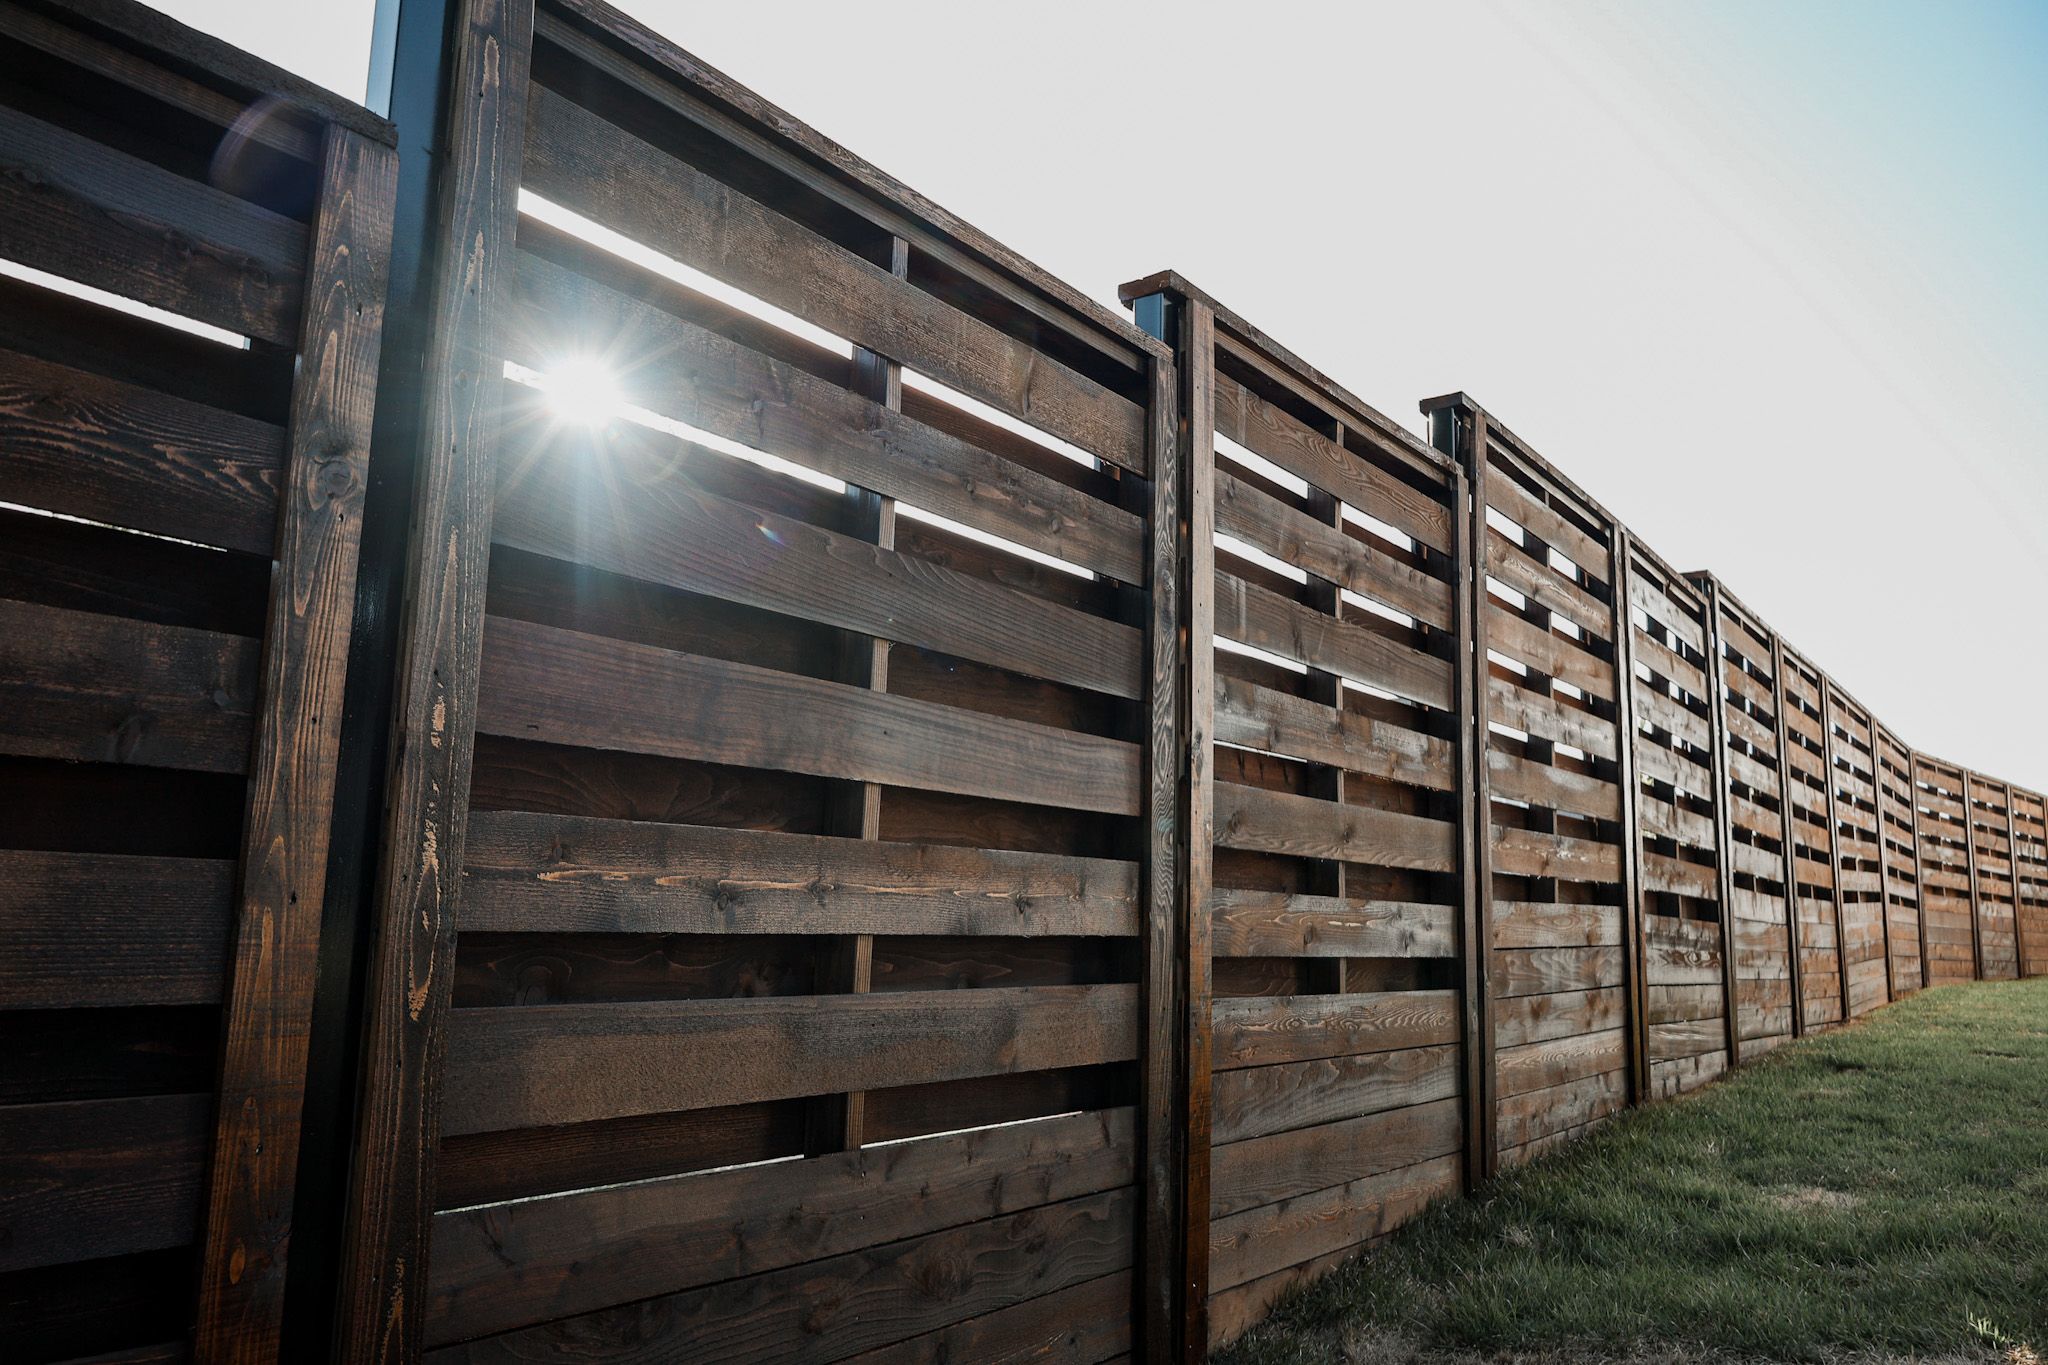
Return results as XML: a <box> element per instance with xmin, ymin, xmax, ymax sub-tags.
<box><xmin>1872</xmin><ymin>723</ymin><xmax>1897</xmax><ymax>1004</ymax></box>
<box><xmin>2009</xmin><ymin>791</ymin><xmax>2032</xmax><ymax>977</ymax></box>
<box><xmin>1608</xmin><ymin>528</ymin><xmax>1651</xmax><ymax>1106</ymax></box>
<box><xmin>1910</xmin><ymin>755</ymin><xmax>1934</xmax><ymax>990</ymax></box>
<box><xmin>1963</xmin><ymin>773</ymin><xmax>1987</xmax><ymax>979</ymax></box>
<box><xmin>1821</xmin><ymin>682</ymin><xmax>1854</xmax><ymax>1019</ymax></box>
<box><xmin>331</xmin><ymin>0</ymin><xmax>534</xmax><ymax>1359</ymax></box>
<box><xmin>1129</xmin><ymin>283</ymin><xmax>1213</xmax><ymax>1364</ymax></box>
<box><xmin>1423</xmin><ymin>394</ymin><xmax>1497</xmax><ymax>1184</ymax></box>
<box><xmin>1762</xmin><ymin>633</ymin><xmax>1806</xmax><ymax>1036</ymax></box>
<box><xmin>1695</xmin><ymin>578</ymin><xmax>1744</xmax><ymax>1068</ymax></box>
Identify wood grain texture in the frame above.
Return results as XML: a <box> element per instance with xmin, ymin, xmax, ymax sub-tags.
<box><xmin>0</xmin><ymin>102</ymin><xmax>306</xmax><ymax>344</ymax></box>
<box><xmin>195</xmin><ymin>125</ymin><xmax>397</xmax><ymax>1363</ymax></box>
<box><xmin>441</xmin><ymin>983</ymin><xmax>1139</xmax><ymax>1134</ymax></box>
<box><xmin>0</xmin><ymin>850</ymin><xmax>234</xmax><ymax>1008</ymax></box>
<box><xmin>331</xmin><ymin>2</ymin><xmax>534</xmax><ymax>1359</ymax></box>
<box><xmin>475</xmin><ymin>615</ymin><xmax>1141</xmax><ymax>815</ymax></box>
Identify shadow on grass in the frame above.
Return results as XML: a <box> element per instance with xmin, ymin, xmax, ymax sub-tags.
<box><xmin>1220</xmin><ymin>978</ymin><xmax>2048</xmax><ymax>1365</ymax></box>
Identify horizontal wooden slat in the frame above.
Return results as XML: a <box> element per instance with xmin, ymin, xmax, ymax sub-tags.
<box><xmin>442</xmin><ymin>983</ymin><xmax>1137</xmax><ymax>1134</ymax></box>
<box><xmin>1488</xmin><ymin>750</ymin><xmax>1621</xmax><ymax>820</ymax></box>
<box><xmin>1486</xmin><ymin>527</ymin><xmax>1608</xmax><ymax>638</ymax></box>
<box><xmin>1492</xmin><ymin>901</ymin><xmax>1622</xmax><ymax>948</ymax></box>
<box><xmin>423</xmin><ymin>1185</ymin><xmax>1132</xmax><ymax>1364</ymax></box>
<box><xmin>476</xmin><ymin>615</ymin><xmax>1139</xmax><ymax>814</ymax></box>
<box><xmin>1213</xmin><ymin>676</ymin><xmax>1454</xmax><ymax>793</ymax></box>
<box><xmin>1493</xmin><ymin>985</ymin><xmax>1625</xmax><ymax>1048</ymax></box>
<box><xmin>1210</xmin><ymin>991</ymin><xmax>1459</xmax><ymax>1070</ymax></box>
<box><xmin>0</xmin><ymin>850</ymin><xmax>234</xmax><ymax>1008</ymax></box>
<box><xmin>0</xmin><ymin>104</ymin><xmax>305</xmax><ymax>344</ymax></box>
<box><xmin>1213</xmin><ymin>375</ymin><xmax>1451</xmax><ymax>554</ymax></box>
<box><xmin>461</xmin><ymin>810</ymin><xmax>1136</xmax><ymax>937</ymax></box>
<box><xmin>0</xmin><ymin>347</ymin><xmax>286</xmax><ymax>555</ymax></box>
<box><xmin>0</xmin><ymin>1093</ymin><xmax>209</xmax><ymax>1273</ymax></box>
<box><xmin>522</xmin><ymin>86</ymin><xmax>1145</xmax><ymax>471</ymax></box>
<box><xmin>1485</xmin><ymin>606</ymin><xmax>1614</xmax><ymax>701</ymax></box>
<box><xmin>1208</xmin><ymin>1153</ymin><xmax>1458</xmax><ymax>1292</ymax></box>
<box><xmin>1216</xmin><ymin>570</ymin><xmax>1452</xmax><ymax>710</ymax></box>
<box><xmin>1496</xmin><ymin>1027</ymin><xmax>1626</xmax><ymax>1099</ymax></box>
<box><xmin>1215</xmin><ymin>470</ymin><xmax>1453</xmax><ymax>631</ymax></box>
<box><xmin>1487</xmin><ymin>677</ymin><xmax>1617</xmax><ymax>759</ymax></box>
<box><xmin>1208</xmin><ymin>889</ymin><xmax>1455</xmax><ymax>959</ymax></box>
<box><xmin>1483</xmin><ymin>467</ymin><xmax>1607</xmax><ymax>575</ymax></box>
<box><xmin>1489</xmin><ymin>826</ymin><xmax>1622</xmax><ymax>883</ymax></box>
<box><xmin>1208</xmin><ymin>1043</ymin><xmax>1459</xmax><ymax>1145</ymax></box>
<box><xmin>0</xmin><ymin>598</ymin><xmax>257</xmax><ymax>772</ymax></box>
<box><xmin>425</xmin><ymin>1106</ymin><xmax>1133</xmax><ymax>1345</ymax></box>
<box><xmin>1492</xmin><ymin>946</ymin><xmax>1624</xmax><ymax>999</ymax></box>
<box><xmin>1215</xmin><ymin>782</ymin><xmax>1458</xmax><ymax>873</ymax></box>
<box><xmin>505</xmin><ymin>248</ymin><xmax>1143</xmax><ymax>582</ymax></box>
<box><xmin>493</xmin><ymin>425</ymin><xmax>1140</xmax><ymax>697</ymax></box>
<box><xmin>1210</xmin><ymin>1096</ymin><xmax>1460</xmax><ymax>1218</ymax></box>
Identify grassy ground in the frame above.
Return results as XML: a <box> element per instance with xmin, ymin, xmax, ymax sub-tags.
<box><xmin>1221</xmin><ymin>977</ymin><xmax>2048</xmax><ymax>1365</ymax></box>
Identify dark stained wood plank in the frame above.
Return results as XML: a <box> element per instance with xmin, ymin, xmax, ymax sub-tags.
<box><xmin>1215</xmin><ymin>782</ymin><xmax>1457</xmax><ymax>873</ymax></box>
<box><xmin>1207</xmin><ymin>1153</ymin><xmax>1457</xmax><ymax>1293</ymax></box>
<box><xmin>422</xmin><ymin>1186</ymin><xmax>1133</xmax><ymax>1364</ymax></box>
<box><xmin>0</xmin><ymin>1093</ymin><xmax>209</xmax><ymax>1274</ymax></box>
<box><xmin>442</xmin><ymin>983</ymin><xmax>1139</xmax><ymax>1134</ymax></box>
<box><xmin>1214</xmin><ymin>468</ymin><xmax>1452</xmax><ymax>630</ymax></box>
<box><xmin>1209</xmin><ymin>889</ymin><xmax>1456</xmax><ymax>959</ymax></box>
<box><xmin>1489</xmin><ymin>826</ymin><xmax>1623</xmax><ymax>883</ymax></box>
<box><xmin>1212</xmin><ymin>375</ymin><xmax>1451</xmax><ymax>554</ymax></box>
<box><xmin>0</xmin><ymin>102</ymin><xmax>305</xmax><ymax>344</ymax></box>
<box><xmin>0</xmin><ymin>347</ymin><xmax>285</xmax><ymax>555</ymax></box>
<box><xmin>504</xmin><ymin>248</ymin><xmax>1144</xmax><ymax>583</ymax></box>
<box><xmin>521</xmin><ymin>86</ymin><xmax>1146</xmax><ymax>472</ymax></box>
<box><xmin>0</xmin><ymin>850</ymin><xmax>233</xmax><ymax>1008</ymax></box>
<box><xmin>1216</xmin><ymin>569</ymin><xmax>1453</xmax><ymax>711</ymax></box>
<box><xmin>0</xmin><ymin>597</ymin><xmax>257</xmax><ymax>773</ymax></box>
<box><xmin>832</xmin><ymin>1269</ymin><xmax>1132</xmax><ymax>1365</ymax></box>
<box><xmin>492</xmin><ymin>418</ymin><xmax>1141</xmax><ymax>696</ymax></box>
<box><xmin>194</xmin><ymin>125</ymin><xmax>397</xmax><ymax>1364</ymax></box>
<box><xmin>476</xmin><ymin>615</ymin><xmax>1141</xmax><ymax>815</ymax></box>
<box><xmin>1208</xmin><ymin>1043</ymin><xmax>1459</xmax><ymax>1146</ymax></box>
<box><xmin>1210</xmin><ymin>991</ymin><xmax>1460</xmax><ymax>1070</ymax></box>
<box><xmin>331</xmin><ymin>1</ymin><xmax>536</xmax><ymax>1358</ymax></box>
<box><xmin>461</xmin><ymin>809</ymin><xmax>1137</xmax><ymax>936</ymax></box>
<box><xmin>1210</xmin><ymin>1097</ymin><xmax>1460</xmax><ymax>1218</ymax></box>
<box><xmin>1214</xmin><ymin>677</ymin><xmax>1455</xmax><ymax>793</ymax></box>
<box><xmin>425</xmin><ymin>1107</ymin><xmax>1133</xmax><ymax>1344</ymax></box>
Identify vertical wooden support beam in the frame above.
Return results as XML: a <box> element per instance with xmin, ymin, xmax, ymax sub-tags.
<box><xmin>1910</xmin><ymin>755</ymin><xmax>1932</xmax><ymax>991</ymax></box>
<box><xmin>1872</xmin><ymin>724</ymin><xmax>1896</xmax><ymax>1005</ymax></box>
<box><xmin>1131</xmin><ymin>287</ymin><xmax>1209</xmax><ymax>1364</ymax></box>
<box><xmin>332</xmin><ymin>2</ymin><xmax>533</xmax><ymax>1359</ymax></box>
<box><xmin>195</xmin><ymin>124</ymin><xmax>397</xmax><ymax>1364</ymax></box>
<box><xmin>1697</xmin><ymin>578</ymin><xmax>1742</xmax><ymax>1068</ymax></box>
<box><xmin>2008</xmin><ymin>790</ymin><xmax>2031</xmax><ymax>977</ymax></box>
<box><xmin>807</xmin><ymin>235</ymin><xmax>910</xmax><ymax>1155</ymax></box>
<box><xmin>1428</xmin><ymin>396</ymin><xmax>1496</xmax><ymax>1185</ymax></box>
<box><xmin>1607</xmin><ymin>528</ymin><xmax>1650</xmax><ymax>1105</ymax></box>
<box><xmin>1820</xmin><ymin>683</ymin><xmax>1851</xmax><ymax>1024</ymax></box>
<box><xmin>1767</xmin><ymin>633</ymin><xmax>1806</xmax><ymax>1036</ymax></box>
<box><xmin>1962</xmin><ymin>772</ymin><xmax>1986</xmax><ymax>980</ymax></box>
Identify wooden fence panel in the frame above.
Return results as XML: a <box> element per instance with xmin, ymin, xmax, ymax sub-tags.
<box><xmin>337</xmin><ymin>3</ymin><xmax>1182</xmax><ymax>1361</ymax></box>
<box><xmin>1689</xmin><ymin>580</ymin><xmax>1798</xmax><ymax>1054</ymax></box>
<box><xmin>1620</xmin><ymin>543</ymin><xmax>1731</xmax><ymax>1098</ymax></box>
<box><xmin>0</xmin><ymin>2</ymin><xmax>396</xmax><ymax>1360</ymax></box>
<box><xmin>1124</xmin><ymin>277</ymin><xmax>1472</xmax><ymax>1351</ymax></box>
<box><xmin>2014</xmin><ymin>787</ymin><xmax>2048</xmax><ymax>979</ymax></box>
<box><xmin>1823</xmin><ymin>684</ymin><xmax>1888</xmax><ymax>1018</ymax></box>
<box><xmin>1965</xmin><ymin>775</ymin><xmax>2019</xmax><ymax>980</ymax></box>
<box><xmin>1778</xmin><ymin>647</ymin><xmax>1842</xmax><ymax>1031</ymax></box>
<box><xmin>1424</xmin><ymin>396</ymin><xmax>1636</xmax><ymax>1170</ymax></box>
<box><xmin>1913</xmin><ymin>755</ymin><xmax>1977</xmax><ymax>986</ymax></box>
<box><xmin>1875</xmin><ymin>724</ymin><xmax>1926</xmax><ymax>994</ymax></box>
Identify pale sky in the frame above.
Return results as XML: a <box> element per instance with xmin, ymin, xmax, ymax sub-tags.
<box><xmin>158</xmin><ymin>0</ymin><xmax>2048</xmax><ymax>787</ymax></box>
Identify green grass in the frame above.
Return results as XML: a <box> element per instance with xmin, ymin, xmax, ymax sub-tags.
<box><xmin>1221</xmin><ymin>977</ymin><xmax>2048</xmax><ymax>1364</ymax></box>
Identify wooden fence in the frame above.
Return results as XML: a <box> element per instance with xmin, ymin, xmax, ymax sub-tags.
<box><xmin>0</xmin><ymin>2</ymin><xmax>2042</xmax><ymax>1363</ymax></box>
